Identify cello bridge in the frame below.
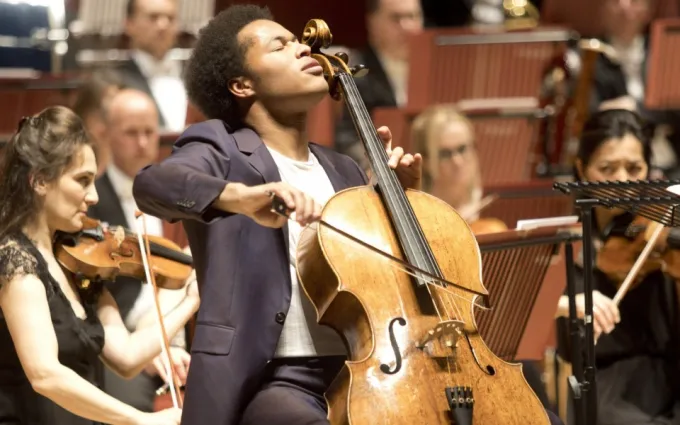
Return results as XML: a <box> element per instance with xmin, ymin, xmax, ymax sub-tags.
<box><xmin>416</xmin><ymin>320</ymin><xmax>464</xmax><ymax>357</ymax></box>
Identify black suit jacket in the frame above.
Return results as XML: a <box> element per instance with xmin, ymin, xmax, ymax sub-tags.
<box><xmin>334</xmin><ymin>46</ymin><xmax>397</xmax><ymax>165</ymax></box>
<box><xmin>588</xmin><ymin>36</ymin><xmax>680</xmax><ymax>165</ymax></box>
<box><xmin>589</xmin><ymin>37</ymin><xmax>650</xmax><ymax>111</ymax></box>
<box><xmin>116</xmin><ymin>59</ymin><xmax>167</xmax><ymax>128</ymax></box>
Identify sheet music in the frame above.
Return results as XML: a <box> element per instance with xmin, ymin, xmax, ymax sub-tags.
<box><xmin>515</xmin><ymin>215</ymin><xmax>578</xmax><ymax>230</ymax></box>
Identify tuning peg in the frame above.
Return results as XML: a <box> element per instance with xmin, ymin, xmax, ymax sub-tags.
<box><xmin>336</xmin><ymin>52</ymin><xmax>349</xmax><ymax>64</ymax></box>
<box><xmin>350</xmin><ymin>64</ymin><xmax>369</xmax><ymax>78</ymax></box>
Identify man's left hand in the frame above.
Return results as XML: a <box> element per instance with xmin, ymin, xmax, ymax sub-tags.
<box><xmin>377</xmin><ymin>126</ymin><xmax>423</xmax><ymax>191</ymax></box>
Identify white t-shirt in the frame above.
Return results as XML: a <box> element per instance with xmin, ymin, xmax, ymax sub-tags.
<box><xmin>267</xmin><ymin>146</ymin><xmax>347</xmax><ymax>358</ymax></box>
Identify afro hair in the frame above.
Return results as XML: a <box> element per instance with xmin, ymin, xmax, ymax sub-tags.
<box><xmin>184</xmin><ymin>5</ymin><xmax>273</xmax><ymax>126</ymax></box>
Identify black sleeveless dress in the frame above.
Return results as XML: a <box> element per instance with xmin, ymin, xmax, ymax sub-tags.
<box><xmin>0</xmin><ymin>232</ymin><xmax>106</xmax><ymax>425</ymax></box>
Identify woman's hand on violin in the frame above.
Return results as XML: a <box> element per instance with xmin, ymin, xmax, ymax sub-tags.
<box><xmin>576</xmin><ymin>291</ymin><xmax>620</xmax><ymax>338</ymax></box>
<box><xmin>131</xmin><ymin>407</ymin><xmax>182</xmax><ymax>425</ymax></box>
<box><xmin>145</xmin><ymin>346</ymin><xmax>191</xmax><ymax>384</ymax></box>
<box><xmin>220</xmin><ymin>182</ymin><xmax>321</xmax><ymax>228</ymax></box>
<box><xmin>378</xmin><ymin>126</ymin><xmax>423</xmax><ymax>191</ymax></box>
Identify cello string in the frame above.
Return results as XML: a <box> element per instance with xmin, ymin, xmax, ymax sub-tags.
<box><xmin>340</xmin><ymin>75</ymin><xmax>448</xmax><ymax>296</ymax></box>
<box><xmin>307</xmin><ymin>220</ymin><xmax>488</xmax><ymax>310</ymax></box>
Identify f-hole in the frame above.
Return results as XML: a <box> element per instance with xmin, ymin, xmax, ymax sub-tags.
<box><xmin>380</xmin><ymin>317</ymin><xmax>406</xmax><ymax>375</ymax></box>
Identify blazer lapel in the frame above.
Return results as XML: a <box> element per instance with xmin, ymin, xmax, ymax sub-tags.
<box><xmin>231</xmin><ymin>127</ymin><xmax>290</xmax><ymax>254</ymax></box>
<box><xmin>122</xmin><ymin>59</ymin><xmax>167</xmax><ymax>128</ymax></box>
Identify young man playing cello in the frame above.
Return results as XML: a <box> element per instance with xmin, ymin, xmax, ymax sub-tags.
<box><xmin>133</xmin><ymin>5</ymin><xmax>563</xmax><ymax>425</ymax></box>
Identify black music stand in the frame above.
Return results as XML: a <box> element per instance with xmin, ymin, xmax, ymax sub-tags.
<box><xmin>553</xmin><ymin>179</ymin><xmax>680</xmax><ymax>425</ymax></box>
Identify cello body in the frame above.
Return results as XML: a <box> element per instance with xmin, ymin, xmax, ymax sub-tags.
<box><xmin>297</xmin><ymin>187</ymin><xmax>550</xmax><ymax>424</ymax></box>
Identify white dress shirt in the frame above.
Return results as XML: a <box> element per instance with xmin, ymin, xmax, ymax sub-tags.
<box><xmin>471</xmin><ymin>0</ymin><xmax>505</xmax><ymax>25</ymax></box>
<box><xmin>611</xmin><ymin>36</ymin><xmax>646</xmax><ymax>103</ymax></box>
<box><xmin>610</xmin><ymin>36</ymin><xmax>677</xmax><ymax>169</ymax></box>
<box><xmin>376</xmin><ymin>52</ymin><xmax>409</xmax><ymax>107</ymax></box>
<box><xmin>131</xmin><ymin>50</ymin><xmax>188</xmax><ymax>132</ymax></box>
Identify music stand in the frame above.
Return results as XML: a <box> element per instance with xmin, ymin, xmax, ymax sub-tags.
<box><xmin>475</xmin><ymin>225</ymin><xmax>580</xmax><ymax>361</ymax></box>
<box><xmin>553</xmin><ymin>179</ymin><xmax>680</xmax><ymax>425</ymax></box>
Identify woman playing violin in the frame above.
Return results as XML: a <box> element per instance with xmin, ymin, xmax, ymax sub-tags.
<box><xmin>0</xmin><ymin>106</ymin><xmax>199</xmax><ymax>425</ymax></box>
<box><xmin>555</xmin><ymin>109</ymin><xmax>680</xmax><ymax>425</ymax></box>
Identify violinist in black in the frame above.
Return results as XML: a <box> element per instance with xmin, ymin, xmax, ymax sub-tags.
<box><xmin>555</xmin><ymin>109</ymin><xmax>680</xmax><ymax>425</ymax></box>
<box><xmin>0</xmin><ymin>107</ymin><xmax>199</xmax><ymax>425</ymax></box>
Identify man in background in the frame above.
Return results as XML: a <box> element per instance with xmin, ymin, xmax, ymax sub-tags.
<box><xmin>72</xmin><ymin>69</ymin><xmax>127</xmax><ymax>177</ymax></box>
<box><xmin>117</xmin><ymin>0</ymin><xmax>188</xmax><ymax>132</ymax></box>
<box><xmin>334</xmin><ymin>0</ymin><xmax>423</xmax><ymax>167</ymax></box>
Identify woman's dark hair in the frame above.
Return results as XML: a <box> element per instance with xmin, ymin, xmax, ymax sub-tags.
<box><xmin>575</xmin><ymin>108</ymin><xmax>653</xmax><ymax>179</ymax></box>
<box><xmin>184</xmin><ymin>5</ymin><xmax>273</xmax><ymax>128</ymax></box>
<box><xmin>0</xmin><ymin>106</ymin><xmax>93</xmax><ymax>239</ymax></box>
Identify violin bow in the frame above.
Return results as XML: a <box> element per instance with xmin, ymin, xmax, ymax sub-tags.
<box><xmin>612</xmin><ymin>222</ymin><xmax>665</xmax><ymax>306</ymax></box>
<box><xmin>134</xmin><ymin>210</ymin><xmax>184</xmax><ymax>409</ymax></box>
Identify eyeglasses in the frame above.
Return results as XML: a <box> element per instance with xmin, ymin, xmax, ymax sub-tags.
<box><xmin>437</xmin><ymin>144</ymin><xmax>474</xmax><ymax>161</ymax></box>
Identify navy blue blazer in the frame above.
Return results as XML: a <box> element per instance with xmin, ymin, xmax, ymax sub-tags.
<box><xmin>132</xmin><ymin>120</ymin><xmax>368</xmax><ymax>425</ymax></box>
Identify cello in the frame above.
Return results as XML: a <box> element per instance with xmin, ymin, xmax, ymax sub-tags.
<box><xmin>292</xmin><ymin>19</ymin><xmax>550</xmax><ymax>424</ymax></box>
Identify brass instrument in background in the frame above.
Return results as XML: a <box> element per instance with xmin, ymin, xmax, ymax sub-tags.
<box><xmin>503</xmin><ymin>0</ymin><xmax>540</xmax><ymax>30</ymax></box>
<box><xmin>534</xmin><ymin>38</ymin><xmax>616</xmax><ymax>177</ymax></box>
<box><xmin>561</xmin><ymin>39</ymin><xmax>618</xmax><ymax>167</ymax></box>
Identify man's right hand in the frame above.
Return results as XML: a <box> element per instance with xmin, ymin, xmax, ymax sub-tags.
<box><xmin>216</xmin><ymin>182</ymin><xmax>322</xmax><ymax>228</ymax></box>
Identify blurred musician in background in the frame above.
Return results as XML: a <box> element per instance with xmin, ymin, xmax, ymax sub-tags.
<box><xmin>117</xmin><ymin>0</ymin><xmax>188</xmax><ymax>132</ymax></box>
<box><xmin>588</xmin><ymin>0</ymin><xmax>680</xmax><ymax>178</ymax></box>
<box><xmin>334</xmin><ymin>0</ymin><xmax>423</xmax><ymax>167</ymax></box>
<box><xmin>410</xmin><ymin>105</ymin><xmax>484</xmax><ymax>221</ymax></box>
<box><xmin>87</xmin><ymin>88</ymin><xmax>191</xmax><ymax>413</ymax></box>
<box><xmin>0</xmin><ymin>106</ymin><xmax>196</xmax><ymax>425</ymax></box>
<box><xmin>72</xmin><ymin>70</ymin><xmax>128</xmax><ymax>177</ymax></box>
<box><xmin>556</xmin><ymin>109</ymin><xmax>680</xmax><ymax>425</ymax></box>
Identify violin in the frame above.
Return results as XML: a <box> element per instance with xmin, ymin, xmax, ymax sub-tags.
<box><xmin>54</xmin><ymin>214</ymin><xmax>192</xmax><ymax>409</ymax></box>
<box><xmin>597</xmin><ymin>215</ymin><xmax>680</xmax><ymax>302</ymax></box>
<box><xmin>291</xmin><ymin>19</ymin><xmax>550</xmax><ymax>424</ymax></box>
<box><xmin>55</xmin><ymin>216</ymin><xmax>193</xmax><ymax>290</ymax></box>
